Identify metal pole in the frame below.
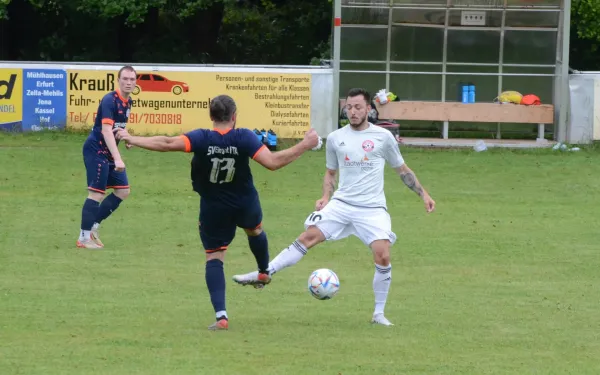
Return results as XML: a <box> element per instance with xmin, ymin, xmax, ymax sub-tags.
<box><xmin>442</xmin><ymin>0</ymin><xmax>450</xmax><ymax>102</ymax></box>
<box><xmin>557</xmin><ymin>0</ymin><xmax>571</xmax><ymax>143</ymax></box>
<box><xmin>385</xmin><ymin>0</ymin><xmax>393</xmax><ymax>91</ymax></box>
<box><xmin>332</xmin><ymin>0</ymin><xmax>342</xmax><ymax>133</ymax></box>
<box><xmin>497</xmin><ymin>0</ymin><xmax>507</xmax><ymax>139</ymax></box>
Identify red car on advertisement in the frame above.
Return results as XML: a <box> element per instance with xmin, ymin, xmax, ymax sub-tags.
<box><xmin>132</xmin><ymin>73</ymin><xmax>189</xmax><ymax>95</ymax></box>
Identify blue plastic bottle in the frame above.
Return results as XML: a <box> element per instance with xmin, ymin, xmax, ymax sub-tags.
<box><xmin>253</xmin><ymin>128</ymin><xmax>263</xmax><ymax>142</ymax></box>
<box><xmin>462</xmin><ymin>85</ymin><xmax>469</xmax><ymax>104</ymax></box>
<box><xmin>468</xmin><ymin>85</ymin><xmax>476</xmax><ymax>103</ymax></box>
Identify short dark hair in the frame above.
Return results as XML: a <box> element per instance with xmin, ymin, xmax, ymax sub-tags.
<box><xmin>347</xmin><ymin>88</ymin><xmax>371</xmax><ymax>105</ymax></box>
<box><xmin>210</xmin><ymin>95</ymin><xmax>237</xmax><ymax>122</ymax></box>
<box><xmin>118</xmin><ymin>65</ymin><xmax>136</xmax><ymax>78</ymax></box>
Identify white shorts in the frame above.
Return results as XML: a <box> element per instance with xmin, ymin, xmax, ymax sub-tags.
<box><xmin>303</xmin><ymin>199</ymin><xmax>397</xmax><ymax>247</ymax></box>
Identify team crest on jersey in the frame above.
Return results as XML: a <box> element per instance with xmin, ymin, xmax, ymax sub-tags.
<box><xmin>362</xmin><ymin>140</ymin><xmax>375</xmax><ymax>152</ymax></box>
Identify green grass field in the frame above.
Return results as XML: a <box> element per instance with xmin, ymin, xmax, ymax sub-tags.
<box><xmin>1</xmin><ymin>132</ymin><xmax>599</xmax><ymax>375</ymax></box>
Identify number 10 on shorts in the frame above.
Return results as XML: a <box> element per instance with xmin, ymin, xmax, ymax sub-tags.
<box><xmin>210</xmin><ymin>157</ymin><xmax>236</xmax><ymax>184</ymax></box>
<box><xmin>308</xmin><ymin>212</ymin><xmax>322</xmax><ymax>222</ymax></box>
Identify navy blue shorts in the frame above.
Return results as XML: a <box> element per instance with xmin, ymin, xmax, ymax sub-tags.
<box><xmin>199</xmin><ymin>197</ymin><xmax>263</xmax><ymax>253</ymax></box>
<box><xmin>83</xmin><ymin>151</ymin><xmax>129</xmax><ymax>194</ymax></box>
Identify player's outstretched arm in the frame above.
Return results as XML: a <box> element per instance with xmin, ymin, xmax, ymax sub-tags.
<box><xmin>253</xmin><ymin>128</ymin><xmax>320</xmax><ymax>171</ymax></box>
<box><xmin>394</xmin><ymin>164</ymin><xmax>436</xmax><ymax>213</ymax></box>
<box><xmin>253</xmin><ymin>143</ymin><xmax>310</xmax><ymax>171</ymax></box>
<box><xmin>116</xmin><ymin>130</ymin><xmax>186</xmax><ymax>152</ymax></box>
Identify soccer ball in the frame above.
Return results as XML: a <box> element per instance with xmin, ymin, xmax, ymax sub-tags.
<box><xmin>308</xmin><ymin>268</ymin><xmax>340</xmax><ymax>300</ymax></box>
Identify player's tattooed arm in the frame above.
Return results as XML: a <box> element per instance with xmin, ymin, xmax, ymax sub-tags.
<box><xmin>394</xmin><ymin>163</ymin><xmax>436</xmax><ymax>212</ymax></box>
<box><xmin>322</xmin><ymin>169</ymin><xmax>337</xmax><ymax>198</ymax></box>
<box><xmin>395</xmin><ymin>164</ymin><xmax>424</xmax><ymax>197</ymax></box>
<box><xmin>316</xmin><ymin>168</ymin><xmax>337</xmax><ymax>210</ymax></box>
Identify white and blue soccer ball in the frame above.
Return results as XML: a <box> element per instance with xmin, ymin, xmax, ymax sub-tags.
<box><xmin>308</xmin><ymin>268</ymin><xmax>340</xmax><ymax>300</ymax></box>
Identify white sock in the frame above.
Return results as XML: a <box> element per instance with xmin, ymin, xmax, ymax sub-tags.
<box><xmin>267</xmin><ymin>239</ymin><xmax>308</xmax><ymax>274</ymax></box>
<box><xmin>92</xmin><ymin>223</ymin><xmax>100</xmax><ymax>231</ymax></box>
<box><xmin>79</xmin><ymin>230</ymin><xmax>91</xmax><ymax>241</ymax></box>
<box><xmin>373</xmin><ymin>263</ymin><xmax>392</xmax><ymax>315</ymax></box>
<box><xmin>216</xmin><ymin>310</ymin><xmax>228</xmax><ymax>320</ymax></box>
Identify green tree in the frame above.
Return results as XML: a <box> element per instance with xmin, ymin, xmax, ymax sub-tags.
<box><xmin>572</xmin><ymin>0</ymin><xmax>600</xmax><ymax>42</ymax></box>
<box><xmin>0</xmin><ymin>0</ymin><xmax>332</xmax><ymax>65</ymax></box>
<box><xmin>219</xmin><ymin>0</ymin><xmax>331</xmax><ymax>65</ymax></box>
<box><xmin>570</xmin><ymin>0</ymin><xmax>600</xmax><ymax>69</ymax></box>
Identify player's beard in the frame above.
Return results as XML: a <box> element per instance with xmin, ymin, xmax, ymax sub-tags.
<box><xmin>349</xmin><ymin>114</ymin><xmax>367</xmax><ymax>129</ymax></box>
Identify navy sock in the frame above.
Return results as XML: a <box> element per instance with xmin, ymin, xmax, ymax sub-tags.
<box><xmin>205</xmin><ymin>259</ymin><xmax>226</xmax><ymax>318</ymax></box>
<box><xmin>95</xmin><ymin>193</ymin><xmax>122</xmax><ymax>224</ymax></box>
<box><xmin>248</xmin><ymin>231</ymin><xmax>269</xmax><ymax>274</ymax></box>
<box><xmin>81</xmin><ymin>198</ymin><xmax>100</xmax><ymax>230</ymax></box>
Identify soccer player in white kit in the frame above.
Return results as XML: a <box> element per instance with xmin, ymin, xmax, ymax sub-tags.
<box><xmin>233</xmin><ymin>88</ymin><xmax>436</xmax><ymax>326</ymax></box>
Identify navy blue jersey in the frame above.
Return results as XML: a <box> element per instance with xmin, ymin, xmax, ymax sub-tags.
<box><xmin>182</xmin><ymin>127</ymin><xmax>267</xmax><ymax>207</ymax></box>
<box><xmin>85</xmin><ymin>90</ymin><xmax>133</xmax><ymax>160</ymax></box>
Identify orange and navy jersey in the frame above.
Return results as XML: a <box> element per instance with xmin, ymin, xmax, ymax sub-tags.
<box><xmin>181</xmin><ymin>127</ymin><xmax>267</xmax><ymax>207</ymax></box>
<box><xmin>85</xmin><ymin>90</ymin><xmax>132</xmax><ymax>160</ymax></box>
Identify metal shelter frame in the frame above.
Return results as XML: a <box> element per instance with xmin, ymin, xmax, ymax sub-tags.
<box><xmin>331</xmin><ymin>0</ymin><xmax>571</xmax><ymax>142</ymax></box>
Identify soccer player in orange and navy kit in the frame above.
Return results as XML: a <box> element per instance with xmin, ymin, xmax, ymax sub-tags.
<box><xmin>77</xmin><ymin>65</ymin><xmax>137</xmax><ymax>249</ymax></box>
<box><xmin>115</xmin><ymin>95</ymin><xmax>320</xmax><ymax>330</ymax></box>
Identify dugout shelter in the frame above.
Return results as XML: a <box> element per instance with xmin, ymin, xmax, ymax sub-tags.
<box><xmin>331</xmin><ymin>0</ymin><xmax>572</xmax><ymax>147</ymax></box>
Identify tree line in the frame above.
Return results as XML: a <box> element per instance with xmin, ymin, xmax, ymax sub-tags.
<box><xmin>0</xmin><ymin>0</ymin><xmax>332</xmax><ymax>65</ymax></box>
<box><xmin>0</xmin><ymin>0</ymin><xmax>598</xmax><ymax>70</ymax></box>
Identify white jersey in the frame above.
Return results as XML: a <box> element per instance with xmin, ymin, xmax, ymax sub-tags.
<box><xmin>325</xmin><ymin>123</ymin><xmax>405</xmax><ymax>209</ymax></box>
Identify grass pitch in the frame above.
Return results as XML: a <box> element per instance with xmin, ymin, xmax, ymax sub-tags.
<box><xmin>1</xmin><ymin>132</ymin><xmax>599</xmax><ymax>374</ymax></box>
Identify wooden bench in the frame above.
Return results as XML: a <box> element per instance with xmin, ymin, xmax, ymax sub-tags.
<box><xmin>339</xmin><ymin>100</ymin><xmax>555</xmax><ymax>141</ymax></box>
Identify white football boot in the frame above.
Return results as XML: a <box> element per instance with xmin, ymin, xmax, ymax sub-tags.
<box><xmin>232</xmin><ymin>271</ymin><xmax>271</xmax><ymax>289</ymax></box>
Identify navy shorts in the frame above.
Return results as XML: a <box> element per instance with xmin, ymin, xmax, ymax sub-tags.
<box><xmin>83</xmin><ymin>152</ymin><xmax>129</xmax><ymax>194</ymax></box>
<box><xmin>199</xmin><ymin>196</ymin><xmax>263</xmax><ymax>253</ymax></box>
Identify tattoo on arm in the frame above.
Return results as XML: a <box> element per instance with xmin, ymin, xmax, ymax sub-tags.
<box><xmin>400</xmin><ymin>170</ymin><xmax>424</xmax><ymax>197</ymax></box>
<box><xmin>323</xmin><ymin>173</ymin><xmax>336</xmax><ymax>197</ymax></box>
<box><xmin>327</xmin><ymin>179</ymin><xmax>335</xmax><ymax>195</ymax></box>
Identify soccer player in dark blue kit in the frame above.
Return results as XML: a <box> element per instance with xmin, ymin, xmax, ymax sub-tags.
<box><xmin>116</xmin><ymin>95</ymin><xmax>320</xmax><ymax>330</ymax></box>
<box><xmin>77</xmin><ymin>65</ymin><xmax>137</xmax><ymax>249</ymax></box>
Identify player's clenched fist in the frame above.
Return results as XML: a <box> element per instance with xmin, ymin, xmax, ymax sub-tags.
<box><xmin>114</xmin><ymin>159</ymin><xmax>126</xmax><ymax>172</ymax></box>
<box><xmin>302</xmin><ymin>128</ymin><xmax>321</xmax><ymax>150</ymax></box>
<box><xmin>115</xmin><ymin>129</ymin><xmax>130</xmax><ymax>142</ymax></box>
<box><xmin>423</xmin><ymin>193</ymin><xmax>436</xmax><ymax>213</ymax></box>
<box><xmin>315</xmin><ymin>196</ymin><xmax>329</xmax><ymax>211</ymax></box>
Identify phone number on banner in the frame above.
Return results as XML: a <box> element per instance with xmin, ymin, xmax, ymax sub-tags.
<box><xmin>129</xmin><ymin>113</ymin><xmax>183</xmax><ymax>125</ymax></box>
